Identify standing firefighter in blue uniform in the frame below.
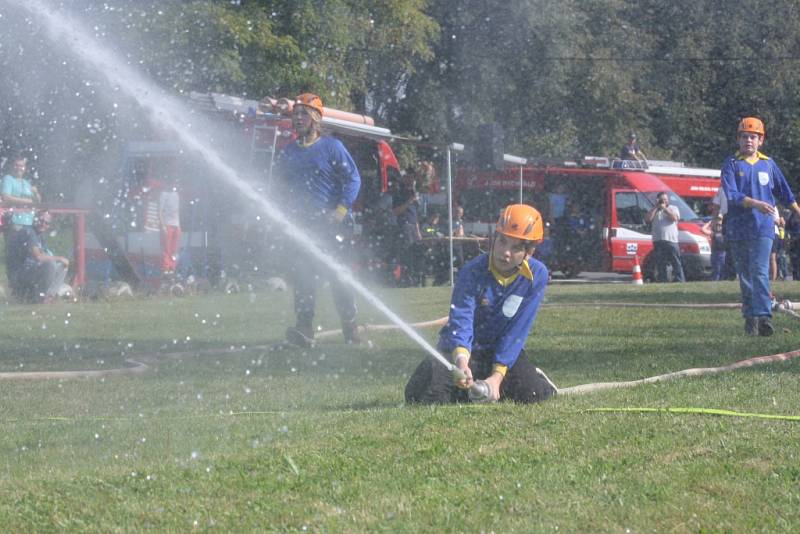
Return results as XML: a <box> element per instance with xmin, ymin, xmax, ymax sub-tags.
<box><xmin>277</xmin><ymin>93</ymin><xmax>362</xmax><ymax>347</ymax></box>
<box><xmin>721</xmin><ymin>117</ymin><xmax>800</xmax><ymax>336</ymax></box>
<box><xmin>405</xmin><ymin>204</ymin><xmax>557</xmax><ymax>404</ymax></box>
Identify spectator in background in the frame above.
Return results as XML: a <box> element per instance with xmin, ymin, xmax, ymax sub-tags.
<box><xmin>777</xmin><ymin>213</ymin><xmax>790</xmax><ymax>280</ymax></box>
<box><xmin>710</xmin><ymin>185</ymin><xmax>736</xmax><ymax>279</ymax></box>
<box><xmin>6</xmin><ymin>210</ymin><xmax>69</xmax><ymax>303</ymax></box>
<box><xmin>770</xmin><ymin>215</ymin><xmax>786</xmax><ymax>281</ymax></box>
<box><xmin>721</xmin><ymin>117</ymin><xmax>800</xmax><ymax>336</ymax></box>
<box><xmin>451</xmin><ymin>204</ymin><xmax>466</xmax><ymax>271</ymax></box>
<box><xmin>548</xmin><ymin>183</ymin><xmax>568</xmax><ymax>221</ymax></box>
<box><xmin>393</xmin><ymin>168</ymin><xmax>423</xmax><ymax>286</ymax></box>
<box><xmin>645</xmin><ymin>191</ymin><xmax>685</xmax><ymax>282</ymax></box>
<box><xmin>452</xmin><ymin>205</ymin><xmax>466</xmax><ymax>237</ymax></box>
<box><xmin>710</xmin><ymin>185</ymin><xmax>728</xmax><ymax>220</ymax></box>
<box><xmin>619</xmin><ymin>132</ymin><xmax>647</xmax><ymax>162</ymax></box>
<box><xmin>158</xmin><ymin>176</ymin><xmax>181</xmax><ymax>277</ymax></box>
<box><xmin>421</xmin><ymin>211</ymin><xmax>442</xmax><ymax>238</ymax></box>
<box><xmin>702</xmin><ymin>215</ymin><xmax>727</xmax><ymax>281</ymax></box>
<box><xmin>1</xmin><ymin>154</ymin><xmax>40</xmax><ymax>231</ymax></box>
<box><xmin>534</xmin><ymin>222</ymin><xmax>554</xmax><ymax>274</ymax></box>
<box><xmin>785</xmin><ymin>209</ymin><xmax>800</xmax><ymax>280</ymax></box>
<box><xmin>562</xmin><ymin>202</ymin><xmax>596</xmax><ymax>266</ymax></box>
<box><xmin>420</xmin><ymin>211</ymin><xmax>446</xmax><ymax>285</ymax></box>
<box><xmin>366</xmin><ymin>176</ymin><xmax>399</xmax><ymax>284</ymax></box>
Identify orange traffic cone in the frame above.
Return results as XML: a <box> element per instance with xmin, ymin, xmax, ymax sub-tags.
<box><xmin>631</xmin><ymin>256</ymin><xmax>644</xmax><ymax>285</ymax></box>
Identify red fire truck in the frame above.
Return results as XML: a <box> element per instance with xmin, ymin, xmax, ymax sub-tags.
<box><xmin>453</xmin><ymin>157</ymin><xmax>713</xmax><ymax>280</ymax></box>
<box><xmin>646</xmin><ymin>161</ymin><xmax>721</xmax><ymax>216</ymax></box>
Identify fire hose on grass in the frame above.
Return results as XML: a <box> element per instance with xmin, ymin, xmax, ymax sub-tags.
<box><xmin>318</xmin><ymin>299</ymin><xmax>800</xmax><ymax>400</ymax></box>
<box><xmin>2</xmin><ymin>301</ymin><xmax>800</xmax><ymax>403</ymax></box>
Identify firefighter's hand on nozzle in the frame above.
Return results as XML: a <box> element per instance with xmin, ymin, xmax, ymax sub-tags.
<box><xmin>452</xmin><ymin>357</ymin><xmax>473</xmax><ymax>389</ymax></box>
<box><xmin>483</xmin><ymin>372</ymin><xmax>503</xmax><ymax>402</ymax></box>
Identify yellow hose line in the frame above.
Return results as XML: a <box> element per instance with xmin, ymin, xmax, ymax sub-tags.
<box><xmin>4</xmin><ymin>406</ymin><xmax>798</xmax><ymax>426</ymax></box>
<box><xmin>584</xmin><ymin>406</ymin><xmax>800</xmax><ymax>422</ymax></box>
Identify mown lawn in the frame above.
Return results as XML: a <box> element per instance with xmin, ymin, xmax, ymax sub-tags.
<box><xmin>1</xmin><ymin>280</ymin><xmax>799</xmax><ymax>532</ymax></box>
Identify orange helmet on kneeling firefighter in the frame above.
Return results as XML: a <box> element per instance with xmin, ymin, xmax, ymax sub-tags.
<box><xmin>737</xmin><ymin>117</ymin><xmax>765</xmax><ymax>138</ymax></box>
<box><xmin>496</xmin><ymin>204</ymin><xmax>544</xmax><ymax>244</ymax></box>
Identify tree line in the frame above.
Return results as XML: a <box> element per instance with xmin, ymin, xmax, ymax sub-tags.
<box><xmin>3</xmin><ymin>0</ymin><xmax>800</xmax><ymax>192</ymax></box>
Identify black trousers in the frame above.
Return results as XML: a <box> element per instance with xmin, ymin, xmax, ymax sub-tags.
<box><xmin>653</xmin><ymin>240</ymin><xmax>685</xmax><ymax>282</ymax></box>
<box><xmin>405</xmin><ymin>348</ymin><xmax>557</xmax><ymax>404</ymax></box>
<box><xmin>288</xmin><ymin>220</ymin><xmax>357</xmax><ymax>328</ymax></box>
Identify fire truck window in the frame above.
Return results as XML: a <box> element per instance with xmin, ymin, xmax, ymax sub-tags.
<box><xmin>347</xmin><ymin>139</ymin><xmax>386</xmax><ymax>218</ymax></box>
<box><xmin>615</xmin><ymin>191</ymin><xmax>649</xmax><ymax>231</ymax></box>
<box><xmin>657</xmin><ymin>192</ymin><xmax>701</xmax><ymax>222</ymax></box>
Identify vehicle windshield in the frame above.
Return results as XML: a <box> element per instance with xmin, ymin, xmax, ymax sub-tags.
<box><xmin>645</xmin><ymin>191</ymin><xmax>701</xmax><ymax>221</ymax></box>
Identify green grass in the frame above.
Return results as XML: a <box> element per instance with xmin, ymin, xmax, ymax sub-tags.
<box><xmin>2</xmin><ymin>281</ymin><xmax>800</xmax><ymax>531</ymax></box>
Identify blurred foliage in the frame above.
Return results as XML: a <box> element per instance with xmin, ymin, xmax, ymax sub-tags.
<box><xmin>394</xmin><ymin>0</ymin><xmax>800</xmax><ymax>180</ymax></box>
<box><xmin>4</xmin><ymin>1</ymin><xmax>800</xmax><ymax>194</ymax></box>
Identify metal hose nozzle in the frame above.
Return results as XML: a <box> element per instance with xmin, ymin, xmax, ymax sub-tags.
<box><xmin>468</xmin><ymin>380</ymin><xmax>494</xmax><ymax>403</ymax></box>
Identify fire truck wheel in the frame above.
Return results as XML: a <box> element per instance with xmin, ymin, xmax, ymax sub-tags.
<box><xmin>682</xmin><ymin>256</ymin><xmax>705</xmax><ymax>281</ymax></box>
<box><xmin>561</xmin><ymin>265</ymin><xmax>581</xmax><ymax>279</ymax></box>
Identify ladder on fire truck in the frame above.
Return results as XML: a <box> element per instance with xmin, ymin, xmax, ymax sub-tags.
<box><xmin>583</xmin><ymin>155</ymin><xmax>721</xmax><ymax>178</ymax></box>
<box><xmin>249</xmin><ymin>123</ymin><xmax>281</xmax><ymax>182</ymax></box>
<box><xmin>189</xmin><ymin>92</ymin><xmax>282</xmax><ymax>182</ymax></box>
<box><xmin>189</xmin><ymin>92</ymin><xmax>401</xmax><ymax>137</ymax></box>
<box><xmin>189</xmin><ymin>92</ymin><xmax>419</xmax><ymax>183</ymax></box>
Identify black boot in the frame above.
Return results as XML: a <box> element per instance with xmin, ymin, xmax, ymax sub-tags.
<box><xmin>757</xmin><ymin>317</ymin><xmax>774</xmax><ymax>337</ymax></box>
<box><xmin>286</xmin><ymin>324</ymin><xmax>315</xmax><ymax>348</ymax></box>
<box><xmin>342</xmin><ymin>320</ymin><xmax>362</xmax><ymax>345</ymax></box>
<box><xmin>744</xmin><ymin>317</ymin><xmax>758</xmax><ymax>336</ymax></box>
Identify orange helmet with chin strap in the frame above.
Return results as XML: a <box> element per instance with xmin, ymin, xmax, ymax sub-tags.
<box><xmin>496</xmin><ymin>204</ymin><xmax>544</xmax><ymax>243</ymax></box>
<box><xmin>737</xmin><ymin>117</ymin><xmax>765</xmax><ymax>138</ymax></box>
<box><xmin>294</xmin><ymin>93</ymin><xmax>324</xmax><ymax>116</ymax></box>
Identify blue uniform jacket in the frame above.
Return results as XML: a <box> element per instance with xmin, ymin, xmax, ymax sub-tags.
<box><xmin>721</xmin><ymin>151</ymin><xmax>796</xmax><ymax>240</ymax></box>
<box><xmin>278</xmin><ymin>136</ymin><xmax>361</xmax><ymax>217</ymax></box>
<box><xmin>438</xmin><ymin>253</ymin><xmax>548</xmax><ymax>369</ymax></box>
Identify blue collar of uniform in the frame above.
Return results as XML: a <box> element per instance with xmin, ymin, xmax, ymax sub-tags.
<box><xmin>735</xmin><ymin>150</ymin><xmax>769</xmax><ymax>161</ymax></box>
<box><xmin>488</xmin><ymin>256</ymin><xmax>533</xmax><ymax>286</ymax></box>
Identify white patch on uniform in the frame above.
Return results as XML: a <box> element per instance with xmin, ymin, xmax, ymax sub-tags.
<box><xmin>758</xmin><ymin>171</ymin><xmax>770</xmax><ymax>186</ymax></box>
<box><xmin>502</xmin><ymin>294</ymin><xmax>523</xmax><ymax>317</ymax></box>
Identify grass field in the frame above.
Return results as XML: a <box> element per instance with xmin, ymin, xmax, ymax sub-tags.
<box><xmin>1</xmin><ymin>280</ymin><xmax>800</xmax><ymax>531</ymax></box>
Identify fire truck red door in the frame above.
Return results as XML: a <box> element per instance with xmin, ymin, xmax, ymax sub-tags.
<box><xmin>608</xmin><ymin>188</ymin><xmax>654</xmax><ymax>274</ymax></box>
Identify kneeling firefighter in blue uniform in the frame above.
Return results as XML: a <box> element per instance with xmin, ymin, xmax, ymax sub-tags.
<box><xmin>405</xmin><ymin>203</ymin><xmax>557</xmax><ymax>404</ymax></box>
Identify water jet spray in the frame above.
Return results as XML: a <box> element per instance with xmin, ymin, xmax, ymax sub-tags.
<box><xmin>14</xmin><ymin>0</ymin><xmax>481</xmax><ymax>389</ymax></box>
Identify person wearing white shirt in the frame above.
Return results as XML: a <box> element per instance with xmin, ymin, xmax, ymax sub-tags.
<box><xmin>158</xmin><ymin>179</ymin><xmax>181</xmax><ymax>276</ymax></box>
<box><xmin>645</xmin><ymin>191</ymin><xmax>685</xmax><ymax>282</ymax></box>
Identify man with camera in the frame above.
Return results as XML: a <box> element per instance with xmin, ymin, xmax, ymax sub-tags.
<box><xmin>645</xmin><ymin>191</ymin><xmax>685</xmax><ymax>282</ymax></box>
